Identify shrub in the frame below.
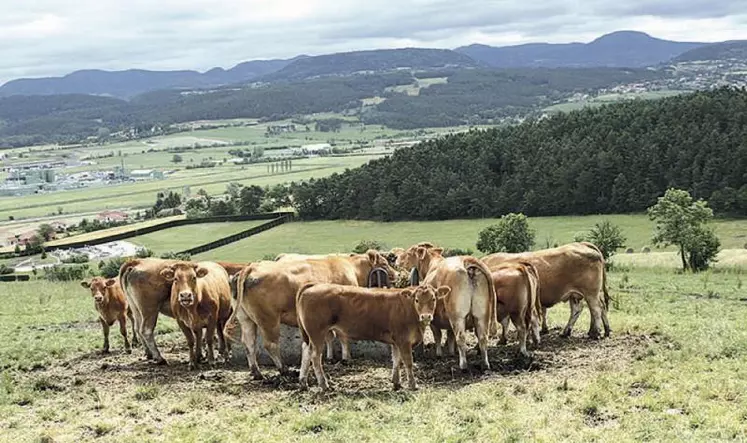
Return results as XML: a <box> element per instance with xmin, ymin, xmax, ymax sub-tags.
<box><xmin>686</xmin><ymin>226</ymin><xmax>721</xmax><ymax>272</ymax></box>
<box><xmin>476</xmin><ymin>213</ymin><xmax>535</xmax><ymax>254</ymax></box>
<box><xmin>136</xmin><ymin>247</ymin><xmax>153</xmax><ymax>258</ymax></box>
<box><xmin>578</xmin><ymin>220</ymin><xmax>627</xmax><ymax>261</ymax></box>
<box><xmin>160</xmin><ymin>251</ymin><xmax>191</xmax><ymax>261</ymax></box>
<box><xmin>442</xmin><ymin>248</ymin><xmax>474</xmax><ymax>257</ymax></box>
<box><xmin>352</xmin><ymin>240</ymin><xmax>386</xmax><ymax>253</ymax></box>
<box><xmin>61</xmin><ymin>253</ymin><xmax>89</xmax><ymax>264</ymax></box>
<box><xmin>99</xmin><ymin>257</ymin><xmax>128</xmax><ymax>279</ymax></box>
<box><xmin>44</xmin><ymin>265</ymin><xmax>90</xmax><ymax>282</ymax></box>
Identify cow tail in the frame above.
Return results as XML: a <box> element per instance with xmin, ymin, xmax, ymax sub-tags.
<box><xmin>464</xmin><ymin>257</ymin><xmax>499</xmax><ymax>339</ymax></box>
<box><xmin>296</xmin><ymin>283</ymin><xmax>317</xmax><ymax>345</ymax></box>
<box><xmin>223</xmin><ymin>265</ymin><xmax>258</xmax><ymax>341</ymax></box>
<box><xmin>118</xmin><ymin>259</ymin><xmax>139</xmax><ymax>302</ymax></box>
<box><xmin>602</xmin><ymin>265</ymin><xmax>611</xmax><ymax>311</ymax></box>
<box><xmin>519</xmin><ymin>261</ymin><xmax>540</xmax><ymax>332</ymax></box>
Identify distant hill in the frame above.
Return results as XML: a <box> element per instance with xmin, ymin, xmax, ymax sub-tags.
<box><xmin>456</xmin><ymin>31</ymin><xmax>705</xmax><ymax>68</ymax></box>
<box><xmin>0</xmin><ymin>58</ymin><xmax>296</xmax><ymax>99</ymax></box>
<box><xmin>673</xmin><ymin>40</ymin><xmax>747</xmax><ymax>62</ymax></box>
<box><xmin>262</xmin><ymin>48</ymin><xmax>481</xmax><ymax>81</ymax></box>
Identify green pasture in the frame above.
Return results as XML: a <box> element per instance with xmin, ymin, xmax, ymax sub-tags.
<box><xmin>1</xmin><ymin>267</ymin><xmax>746</xmax><ymax>441</ymax></box>
<box><xmin>126</xmin><ymin>220</ymin><xmax>268</xmax><ymax>254</ymax></box>
<box><xmin>544</xmin><ymin>90</ymin><xmax>691</xmax><ymax>113</ymax></box>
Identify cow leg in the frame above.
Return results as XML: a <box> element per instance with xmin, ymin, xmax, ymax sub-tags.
<box><xmin>530</xmin><ymin>315</ymin><xmax>541</xmax><ymax>346</ymax></box>
<box><xmin>600</xmin><ymin>303</ymin><xmax>611</xmax><ymax>338</ymax></box>
<box><xmin>561</xmin><ymin>298</ymin><xmax>584</xmax><ymax>338</ymax></box>
<box><xmin>324</xmin><ymin>332</ymin><xmax>336</xmax><ymax>361</ymax></box>
<box><xmin>128</xmin><ymin>303</ymin><xmax>151</xmax><ymax>359</ymax></box>
<box><xmin>238</xmin><ymin>314</ymin><xmax>263</xmax><ymax>380</ymax></box>
<box><xmin>390</xmin><ymin>345</ymin><xmax>402</xmax><ymax>390</ymax></box>
<box><xmin>216</xmin><ymin>318</ymin><xmax>230</xmax><ymax>361</ymax></box>
<box><xmin>299</xmin><ymin>341</ymin><xmax>311</xmax><ymax>388</ymax></box>
<box><xmin>585</xmin><ymin>297</ymin><xmax>605</xmax><ymax>340</ymax></box>
<box><xmin>177</xmin><ymin>321</ymin><xmax>196</xmax><ymax>369</ymax></box>
<box><xmin>140</xmin><ymin>313</ymin><xmax>166</xmax><ymax>365</ymax></box>
<box><xmin>118</xmin><ymin>314</ymin><xmax>132</xmax><ymax>353</ymax></box>
<box><xmin>205</xmin><ymin>320</ymin><xmax>216</xmax><ymax>367</ymax></box>
<box><xmin>126</xmin><ymin>309</ymin><xmax>139</xmax><ymax>347</ymax></box>
<box><xmin>259</xmin><ymin>324</ymin><xmax>285</xmax><ymax>376</ymax></box>
<box><xmin>340</xmin><ymin>337</ymin><xmax>351</xmax><ymax>361</ymax></box>
<box><xmin>449</xmin><ymin>317</ymin><xmax>470</xmax><ymax>371</ymax></box>
<box><xmin>499</xmin><ymin>314</ymin><xmax>510</xmax><ymax>345</ymax></box>
<box><xmin>540</xmin><ymin>306</ymin><xmax>549</xmax><ymax>335</ymax></box>
<box><xmin>99</xmin><ymin>318</ymin><xmax>110</xmax><ymax>354</ymax></box>
<box><xmin>310</xmin><ymin>342</ymin><xmax>329</xmax><ymax>391</ymax></box>
<box><xmin>510</xmin><ymin>314</ymin><xmax>529</xmax><ymax>358</ymax></box>
<box><xmin>431</xmin><ymin>325</ymin><xmax>443</xmax><ymax>357</ymax></box>
<box><xmin>474</xmin><ymin>316</ymin><xmax>491</xmax><ymax>371</ymax></box>
<box><xmin>446</xmin><ymin>329</ymin><xmax>456</xmax><ymax>356</ymax></box>
<box><xmin>400</xmin><ymin>343</ymin><xmax>417</xmax><ymax>390</ymax></box>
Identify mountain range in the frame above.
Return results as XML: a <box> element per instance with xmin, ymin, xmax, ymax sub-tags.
<box><xmin>0</xmin><ymin>31</ymin><xmax>745</xmax><ymax>100</ymax></box>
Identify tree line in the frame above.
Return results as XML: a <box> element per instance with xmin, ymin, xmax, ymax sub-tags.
<box><xmin>291</xmin><ymin>87</ymin><xmax>747</xmax><ymax>220</ymax></box>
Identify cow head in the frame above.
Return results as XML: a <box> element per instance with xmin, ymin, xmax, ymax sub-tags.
<box><xmin>160</xmin><ymin>262</ymin><xmax>209</xmax><ymax>307</ymax></box>
<box><xmin>365</xmin><ymin>249</ymin><xmax>398</xmax><ymax>282</ymax></box>
<box><xmin>80</xmin><ymin>277</ymin><xmax>117</xmax><ymax>305</ymax></box>
<box><xmin>401</xmin><ymin>284</ymin><xmax>451</xmax><ymax>324</ymax></box>
<box><xmin>396</xmin><ymin>244</ymin><xmax>444</xmax><ymax>278</ymax></box>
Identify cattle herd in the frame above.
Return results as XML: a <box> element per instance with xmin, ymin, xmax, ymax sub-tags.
<box><xmin>80</xmin><ymin>241</ymin><xmax>611</xmax><ymax>392</ymax></box>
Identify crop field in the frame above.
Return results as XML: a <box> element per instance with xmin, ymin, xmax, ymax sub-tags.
<box><xmin>544</xmin><ymin>90</ymin><xmax>690</xmax><ymax>113</ymax></box>
<box><xmin>1</xmin><ymin>263</ymin><xmax>746</xmax><ymax>441</ymax></box>
<box><xmin>126</xmin><ymin>220</ymin><xmax>269</xmax><ymax>254</ymax></box>
<box><xmin>196</xmin><ymin>215</ymin><xmax>747</xmax><ymax>263</ymax></box>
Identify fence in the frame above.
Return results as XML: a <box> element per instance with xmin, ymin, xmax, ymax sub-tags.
<box><xmin>177</xmin><ymin>215</ymin><xmax>291</xmax><ymax>255</ymax></box>
<box><xmin>1</xmin><ymin>212</ymin><xmax>294</xmax><ymax>258</ymax></box>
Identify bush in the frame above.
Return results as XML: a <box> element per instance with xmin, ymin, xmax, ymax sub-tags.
<box><xmin>61</xmin><ymin>253</ymin><xmax>89</xmax><ymax>264</ymax></box>
<box><xmin>686</xmin><ymin>226</ymin><xmax>721</xmax><ymax>272</ymax></box>
<box><xmin>476</xmin><ymin>213</ymin><xmax>535</xmax><ymax>254</ymax></box>
<box><xmin>352</xmin><ymin>240</ymin><xmax>386</xmax><ymax>254</ymax></box>
<box><xmin>0</xmin><ymin>264</ymin><xmax>14</xmax><ymax>275</ymax></box>
<box><xmin>136</xmin><ymin>247</ymin><xmax>153</xmax><ymax>258</ymax></box>
<box><xmin>44</xmin><ymin>265</ymin><xmax>90</xmax><ymax>282</ymax></box>
<box><xmin>578</xmin><ymin>220</ymin><xmax>627</xmax><ymax>261</ymax></box>
<box><xmin>160</xmin><ymin>251</ymin><xmax>191</xmax><ymax>260</ymax></box>
<box><xmin>442</xmin><ymin>248</ymin><xmax>474</xmax><ymax>257</ymax></box>
<box><xmin>99</xmin><ymin>257</ymin><xmax>128</xmax><ymax>279</ymax></box>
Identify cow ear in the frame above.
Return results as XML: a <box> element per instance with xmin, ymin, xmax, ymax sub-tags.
<box><xmin>80</xmin><ymin>281</ymin><xmax>90</xmax><ymax>289</ymax></box>
<box><xmin>436</xmin><ymin>286</ymin><xmax>451</xmax><ymax>300</ymax></box>
<box><xmin>105</xmin><ymin>279</ymin><xmax>116</xmax><ymax>287</ymax></box>
<box><xmin>432</xmin><ymin>248</ymin><xmax>444</xmax><ymax>256</ymax></box>
<box><xmin>366</xmin><ymin>249</ymin><xmax>377</xmax><ymax>264</ymax></box>
<box><xmin>400</xmin><ymin>289</ymin><xmax>414</xmax><ymax>299</ymax></box>
<box><xmin>196</xmin><ymin>267</ymin><xmax>209</xmax><ymax>278</ymax></box>
<box><xmin>160</xmin><ymin>268</ymin><xmax>175</xmax><ymax>281</ymax></box>
<box><xmin>416</xmin><ymin>247</ymin><xmax>427</xmax><ymax>260</ymax></box>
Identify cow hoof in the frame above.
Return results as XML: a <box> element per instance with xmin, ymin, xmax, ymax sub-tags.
<box><xmin>540</xmin><ymin>328</ymin><xmax>549</xmax><ymax>336</ymax></box>
<box><xmin>587</xmin><ymin>332</ymin><xmax>601</xmax><ymax>340</ymax></box>
<box><xmin>100</xmin><ymin>349</ymin><xmax>110</xmax><ymax>355</ymax></box>
<box><xmin>155</xmin><ymin>358</ymin><xmax>168</xmax><ymax>366</ymax></box>
<box><xmin>125</xmin><ymin>348</ymin><xmax>132</xmax><ymax>354</ymax></box>
<box><xmin>498</xmin><ymin>338</ymin><xmax>508</xmax><ymax>345</ymax></box>
<box><xmin>251</xmin><ymin>372</ymin><xmax>264</xmax><ymax>381</ymax></box>
<box><xmin>392</xmin><ymin>383</ymin><xmax>402</xmax><ymax>391</ymax></box>
<box><xmin>408</xmin><ymin>384</ymin><xmax>419</xmax><ymax>391</ymax></box>
<box><xmin>560</xmin><ymin>330</ymin><xmax>572</xmax><ymax>338</ymax></box>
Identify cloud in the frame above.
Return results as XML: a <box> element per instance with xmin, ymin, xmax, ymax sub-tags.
<box><xmin>1</xmin><ymin>0</ymin><xmax>746</xmax><ymax>84</ymax></box>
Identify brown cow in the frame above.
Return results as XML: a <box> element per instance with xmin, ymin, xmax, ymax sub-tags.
<box><xmin>297</xmin><ymin>283</ymin><xmax>451</xmax><ymax>391</ymax></box>
<box><xmin>397</xmin><ymin>245</ymin><xmax>497</xmax><ymax>371</ymax></box>
<box><xmin>481</xmin><ymin>242</ymin><xmax>611</xmax><ymax>339</ymax></box>
<box><xmin>490</xmin><ymin>261</ymin><xmax>541</xmax><ymax>357</ymax></box>
<box><xmin>161</xmin><ymin>261</ymin><xmax>233</xmax><ymax>369</ymax></box>
<box><xmin>119</xmin><ymin>258</ymin><xmax>243</xmax><ymax>364</ymax></box>
<box><xmin>225</xmin><ymin>250</ymin><xmax>397</xmax><ymax>379</ymax></box>
<box><xmin>81</xmin><ymin>276</ymin><xmax>136</xmax><ymax>354</ymax></box>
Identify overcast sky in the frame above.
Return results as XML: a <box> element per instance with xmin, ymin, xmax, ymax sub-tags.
<box><xmin>1</xmin><ymin>0</ymin><xmax>746</xmax><ymax>84</ymax></box>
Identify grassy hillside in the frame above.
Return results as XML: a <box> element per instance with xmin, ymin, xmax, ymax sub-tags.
<box><xmin>195</xmin><ymin>214</ymin><xmax>747</xmax><ymax>263</ymax></box>
<box><xmin>126</xmin><ymin>220</ymin><xmax>267</xmax><ymax>254</ymax></box>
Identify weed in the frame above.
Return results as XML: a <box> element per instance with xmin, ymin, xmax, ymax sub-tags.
<box><xmin>134</xmin><ymin>384</ymin><xmax>160</xmax><ymax>401</ymax></box>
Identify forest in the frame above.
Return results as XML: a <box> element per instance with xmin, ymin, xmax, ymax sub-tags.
<box><xmin>291</xmin><ymin>87</ymin><xmax>747</xmax><ymax>220</ymax></box>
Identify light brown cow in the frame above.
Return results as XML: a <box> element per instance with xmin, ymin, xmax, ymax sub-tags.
<box><xmin>119</xmin><ymin>258</ymin><xmax>243</xmax><ymax>364</ymax></box>
<box><xmin>397</xmin><ymin>245</ymin><xmax>497</xmax><ymax>371</ymax></box>
<box><xmin>275</xmin><ymin>253</ymin><xmax>352</xmax><ymax>262</ymax></box>
<box><xmin>225</xmin><ymin>250</ymin><xmax>397</xmax><ymax>379</ymax></box>
<box><xmin>490</xmin><ymin>261</ymin><xmax>541</xmax><ymax>357</ymax></box>
<box><xmin>81</xmin><ymin>276</ymin><xmax>136</xmax><ymax>354</ymax></box>
<box><xmin>481</xmin><ymin>242</ymin><xmax>611</xmax><ymax>339</ymax></box>
<box><xmin>297</xmin><ymin>283</ymin><xmax>450</xmax><ymax>391</ymax></box>
<box><xmin>161</xmin><ymin>261</ymin><xmax>233</xmax><ymax>369</ymax></box>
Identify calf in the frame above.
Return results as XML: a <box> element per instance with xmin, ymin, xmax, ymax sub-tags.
<box><xmin>491</xmin><ymin>262</ymin><xmax>541</xmax><ymax>357</ymax></box>
<box><xmin>80</xmin><ymin>277</ymin><xmax>136</xmax><ymax>354</ymax></box>
<box><xmin>297</xmin><ymin>283</ymin><xmax>450</xmax><ymax>391</ymax></box>
<box><xmin>161</xmin><ymin>261</ymin><xmax>233</xmax><ymax>369</ymax></box>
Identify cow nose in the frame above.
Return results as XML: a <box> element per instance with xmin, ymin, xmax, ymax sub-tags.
<box><xmin>94</xmin><ymin>295</ymin><xmax>104</xmax><ymax>303</ymax></box>
<box><xmin>419</xmin><ymin>314</ymin><xmax>433</xmax><ymax>323</ymax></box>
<box><xmin>179</xmin><ymin>292</ymin><xmax>193</xmax><ymax>301</ymax></box>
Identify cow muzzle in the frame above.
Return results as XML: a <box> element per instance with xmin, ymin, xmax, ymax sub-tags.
<box><xmin>419</xmin><ymin>313</ymin><xmax>433</xmax><ymax>324</ymax></box>
<box><xmin>178</xmin><ymin>292</ymin><xmax>195</xmax><ymax>306</ymax></box>
<box><xmin>94</xmin><ymin>294</ymin><xmax>104</xmax><ymax>304</ymax></box>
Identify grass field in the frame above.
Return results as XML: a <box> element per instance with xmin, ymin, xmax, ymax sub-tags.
<box><xmin>1</xmin><ymin>267</ymin><xmax>746</xmax><ymax>442</ymax></box>
<box><xmin>544</xmin><ymin>90</ymin><xmax>690</xmax><ymax>113</ymax></box>
<box><xmin>196</xmin><ymin>215</ymin><xmax>747</xmax><ymax>264</ymax></box>
<box><xmin>126</xmin><ymin>220</ymin><xmax>268</xmax><ymax>254</ymax></box>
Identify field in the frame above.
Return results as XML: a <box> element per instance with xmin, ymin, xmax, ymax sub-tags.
<box><xmin>543</xmin><ymin>90</ymin><xmax>690</xmax><ymax>113</ymax></box>
<box><xmin>125</xmin><ymin>220</ymin><xmax>268</xmax><ymax>254</ymax></box>
<box><xmin>1</xmin><ymin>265</ymin><xmax>746</xmax><ymax>441</ymax></box>
<box><xmin>196</xmin><ymin>215</ymin><xmax>747</xmax><ymax>265</ymax></box>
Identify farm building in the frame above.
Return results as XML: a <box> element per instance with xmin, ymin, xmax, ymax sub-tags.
<box><xmin>96</xmin><ymin>210</ymin><xmax>128</xmax><ymax>223</ymax></box>
<box><xmin>129</xmin><ymin>169</ymin><xmax>164</xmax><ymax>180</ymax></box>
<box><xmin>5</xmin><ymin>230</ymin><xmax>48</xmax><ymax>247</ymax></box>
